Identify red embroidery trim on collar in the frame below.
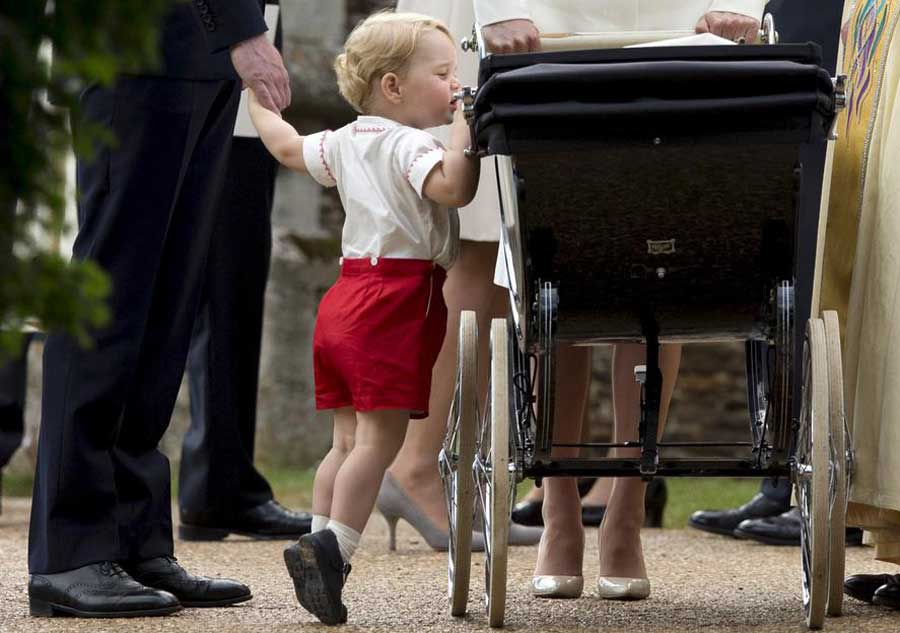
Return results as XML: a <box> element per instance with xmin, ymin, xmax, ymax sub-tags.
<box><xmin>353</xmin><ymin>126</ymin><xmax>386</xmax><ymax>134</ymax></box>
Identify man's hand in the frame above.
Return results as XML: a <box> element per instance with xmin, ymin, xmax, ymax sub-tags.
<box><xmin>482</xmin><ymin>19</ymin><xmax>542</xmax><ymax>54</ymax></box>
<box><xmin>695</xmin><ymin>11</ymin><xmax>760</xmax><ymax>43</ymax></box>
<box><xmin>230</xmin><ymin>33</ymin><xmax>291</xmax><ymax>113</ymax></box>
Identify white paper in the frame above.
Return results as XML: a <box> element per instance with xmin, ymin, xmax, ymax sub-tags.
<box><xmin>627</xmin><ymin>32</ymin><xmax>735</xmax><ymax>48</ymax></box>
<box><xmin>233</xmin><ymin>4</ymin><xmax>280</xmax><ymax>138</ymax></box>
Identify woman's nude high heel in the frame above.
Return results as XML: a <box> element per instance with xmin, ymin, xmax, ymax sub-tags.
<box><xmin>532</xmin><ymin>575</ymin><xmax>584</xmax><ymax>599</ymax></box>
<box><xmin>596</xmin><ymin>576</ymin><xmax>651</xmax><ymax>600</ymax></box>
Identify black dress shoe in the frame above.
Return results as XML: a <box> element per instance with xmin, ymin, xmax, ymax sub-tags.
<box><xmin>29</xmin><ymin>561</ymin><xmax>181</xmax><ymax>618</ymax></box>
<box><xmin>179</xmin><ymin>500</ymin><xmax>312</xmax><ymax>541</ymax></box>
<box><xmin>846</xmin><ymin>527</ymin><xmax>864</xmax><ymax>545</ymax></box>
<box><xmin>511</xmin><ymin>500</ymin><xmax>543</xmax><ymax>526</ymax></box>
<box><xmin>734</xmin><ymin>506</ymin><xmax>801</xmax><ymax>545</ymax></box>
<box><xmin>284</xmin><ymin>530</ymin><xmax>351</xmax><ymax>625</ymax></box>
<box><xmin>734</xmin><ymin>507</ymin><xmax>865</xmax><ymax>546</ymax></box>
<box><xmin>516</xmin><ymin>479</ymin><xmax>667</xmax><ymax>528</ymax></box>
<box><xmin>123</xmin><ymin>556</ymin><xmax>251</xmax><ymax>608</ymax></box>
<box><xmin>688</xmin><ymin>492</ymin><xmax>787</xmax><ymax>536</ymax></box>
<box><xmin>873</xmin><ymin>576</ymin><xmax>900</xmax><ymax>609</ymax></box>
<box><xmin>581</xmin><ymin>504</ymin><xmax>606</xmax><ymax>526</ymax></box>
<box><xmin>844</xmin><ymin>573</ymin><xmax>897</xmax><ymax>603</ymax></box>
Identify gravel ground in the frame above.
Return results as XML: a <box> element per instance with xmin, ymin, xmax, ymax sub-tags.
<box><xmin>1</xmin><ymin>497</ymin><xmax>899</xmax><ymax>633</ymax></box>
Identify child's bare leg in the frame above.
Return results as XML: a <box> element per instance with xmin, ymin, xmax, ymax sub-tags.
<box><xmin>311</xmin><ymin>407</ymin><xmax>356</xmax><ymax>529</ymax></box>
<box><xmin>330</xmin><ymin>409</ymin><xmax>410</xmax><ymax>534</ymax></box>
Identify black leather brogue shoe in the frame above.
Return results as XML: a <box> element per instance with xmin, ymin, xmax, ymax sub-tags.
<box><xmin>688</xmin><ymin>493</ymin><xmax>787</xmax><ymax>536</ymax></box>
<box><xmin>844</xmin><ymin>573</ymin><xmax>897</xmax><ymax>603</ymax></box>
<box><xmin>179</xmin><ymin>500</ymin><xmax>312</xmax><ymax>541</ymax></box>
<box><xmin>733</xmin><ymin>506</ymin><xmax>802</xmax><ymax>545</ymax></box>
<box><xmin>123</xmin><ymin>556</ymin><xmax>251</xmax><ymax>608</ymax></box>
<box><xmin>736</xmin><ymin>508</ymin><xmax>865</xmax><ymax>547</ymax></box>
<box><xmin>872</xmin><ymin>576</ymin><xmax>900</xmax><ymax>609</ymax></box>
<box><xmin>28</xmin><ymin>561</ymin><xmax>181</xmax><ymax>618</ymax></box>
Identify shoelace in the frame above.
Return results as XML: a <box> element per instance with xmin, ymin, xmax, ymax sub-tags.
<box><xmin>99</xmin><ymin>561</ymin><xmax>129</xmax><ymax>578</ymax></box>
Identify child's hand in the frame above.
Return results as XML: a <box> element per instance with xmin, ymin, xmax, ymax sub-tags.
<box><xmin>249</xmin><ymin>88</ymin><xmax>282</xmax><ymax>119</ymax></box>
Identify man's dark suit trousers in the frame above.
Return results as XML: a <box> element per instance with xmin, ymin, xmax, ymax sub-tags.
<box><xmin>28</xmin><ymin>76</ymin><xmax>240</xmax><ymax>574</ymax></box>
<box><xmin>179</xmin><ymin>137</ymin><xmax>278</xmax><ymax>520</ymax></box>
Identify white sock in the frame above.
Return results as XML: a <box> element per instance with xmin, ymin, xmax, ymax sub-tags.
<box><xmin>326</xmin><ymin>519</ymin><xmax>361</xmax><ymax>564</ymax></box>
<box><xmin>311</xmin><ymin>514</ymin><xmax>330</xmax><ymax>533</ymax></box>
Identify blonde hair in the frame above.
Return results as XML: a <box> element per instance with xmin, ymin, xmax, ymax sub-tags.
<box><xmin>334</xmin><ymin>10</ymin><xmax>453</xmax><ymax>113</ymax></box>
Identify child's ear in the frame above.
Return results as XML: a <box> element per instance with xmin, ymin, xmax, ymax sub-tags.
<box><xmin>381</xmin><ymin>72</ymin><xmax>403</xmax><ymax>104</ymax></box>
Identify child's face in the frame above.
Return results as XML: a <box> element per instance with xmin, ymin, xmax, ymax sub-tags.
<box><xmin>400</xmin><ymin>30</ymin><xmax>460</xmax><ymax>128</ymax></box>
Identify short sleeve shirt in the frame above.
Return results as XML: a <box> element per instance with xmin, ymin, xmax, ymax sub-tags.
<box><xmin>302</xmin><ymin>115</ymin><xmax>460</xmax><ymax>270</ymax></box>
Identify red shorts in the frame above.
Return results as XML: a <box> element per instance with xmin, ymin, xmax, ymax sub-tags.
<box><xmin>313</xmin><ymin>258</ymin><xmax>448</xmax><ymax>419</ymax></box>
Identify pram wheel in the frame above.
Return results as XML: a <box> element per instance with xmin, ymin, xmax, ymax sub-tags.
<box><xmin>822</xmin><ymin>310</ymin><xmax>849</xmax><ymax>617</ymax></box>
<box><xmin>475</xmin><ymin>318</ymin><xmax>514</xmax><ymax>628</ymax></box>
<box><xmin>440</xmin><ymin>311</ymin><xmax>479</xmax><ymax>617</ymax></box>
<box><xmin>795</xmin><ymin>319</ymin><xmax>830</xmax><ymax>630</ymax></box>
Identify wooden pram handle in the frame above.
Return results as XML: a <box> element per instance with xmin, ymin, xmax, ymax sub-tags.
<box><xmin>538</xmin><ymin>31</ymin><xmax>696</xmax><ymax>51</ymax></box>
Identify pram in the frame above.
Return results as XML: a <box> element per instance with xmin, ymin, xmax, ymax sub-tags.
<box><xmin>439</xmin><ymin>16</ymin><xmax>849</xmax><ymax>630</ymax></box>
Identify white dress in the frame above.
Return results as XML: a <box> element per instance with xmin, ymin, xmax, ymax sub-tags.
<box><xmin>395</xmin><ymin>0</ymin><xmax>769</xmax><ymax>243</ymax></box>
<box><xmin>396</xmin><ymin>0</ymin><xmax>501</xmax><ymax>241</ymax></box>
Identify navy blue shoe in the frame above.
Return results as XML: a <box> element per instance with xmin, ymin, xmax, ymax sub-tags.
<box><xmin>284</xmin><ymin>530</ymin><xmax>351</xmax><ymax>625</ymax></box>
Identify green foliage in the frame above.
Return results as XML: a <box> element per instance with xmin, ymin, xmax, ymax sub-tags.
<box><xmin>0</xmin><ymin>0</ymin><xmax>177</xmax><ymax>358</ymax></box>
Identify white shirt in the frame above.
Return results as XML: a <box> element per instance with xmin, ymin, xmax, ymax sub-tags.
<box><xmin>474</xmin><ymin>0</ymin><xmax>768</xmax><ymax>33</ymax></box>
<box><xmin>303</xmin><ymin>116</ymin><xmax>459</xmax><ymax>270</ymax></box>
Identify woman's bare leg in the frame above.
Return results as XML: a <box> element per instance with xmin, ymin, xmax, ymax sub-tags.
<box><xmin>598</xmin><ymin>343</ymin><xmax>682</xmax><ymax>579</ymax></box>
<box><xmin>386</xmin><ymin>240</ymin><xmax>504</xmax><ymax>527</ymax></box>
<box><xmin>330</xmin><ymin>409</ymin><xmax>410</xmax><ymax>533</ymax></box>
<box><xmin>534</xmin><ymin>344</ymin><xmax>592</xmax><ymax>576</ymax></box>
<box><xmin>581</xmin><ymin>477</ymin><xmax>613</xmax><ymax>507</ymax></box>
<box><xmin>524</xmin><ymin>406</ymin><xmax>613</xmax><ymax>506</ymax></box>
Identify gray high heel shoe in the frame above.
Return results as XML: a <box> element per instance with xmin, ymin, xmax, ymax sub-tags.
<box><xmin>377</xmin><ymin>474</ymin><xmax>542</xmax><ymax>551</ymax></box>
<box><xmin>376</xmin><ymin>473</ymin><xmax>486</xmax><ymax>552</ymax></box>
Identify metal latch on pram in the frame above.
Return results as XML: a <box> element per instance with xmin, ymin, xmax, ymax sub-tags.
<box><xmin>829</xmin><ymin>74</ymin><xmax>848</xmax><ymax>140</ymax></box>
<box><xmin>452</xmin><ymin>86</ymin><xmax>484</xmax><ymax>158</ymax></box>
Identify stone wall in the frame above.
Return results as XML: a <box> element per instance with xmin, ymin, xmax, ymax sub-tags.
<box><xmin>7</xmin><ymin>0</ymin><xmax>756</xmax><ymax>480</ymax></box>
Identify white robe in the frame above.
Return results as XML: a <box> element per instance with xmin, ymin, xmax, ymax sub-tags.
<box><xmin>395</xmin><ymin>0</ymin><xmax>768</xmax><ymax>241</ymax></box>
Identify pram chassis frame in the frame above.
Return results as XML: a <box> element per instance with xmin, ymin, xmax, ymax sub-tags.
<box><xmin>442</xmin><ymin>19</ymin><xmax>850</xmax><ymax>630</ymax></box>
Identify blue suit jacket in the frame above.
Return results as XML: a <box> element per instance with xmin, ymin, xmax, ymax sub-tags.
<box><xmin>155</xmin><ymin>0</ymin><xmax>268</xmax><ymax>80</ymax></box>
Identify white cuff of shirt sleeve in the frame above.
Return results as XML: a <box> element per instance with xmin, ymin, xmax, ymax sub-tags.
<box><xmin>474</xmin><ymin>0</ymin><xmax>531</xmax><ymax>27</ymax></box>
<box><xmin>302</xmin><ymin>130</ymin><xmax>337</xmax><ymax>187</ymax></box>
<box><xmin>708</xmin><ymin>0</ymin><xmax>768</xmax><ymax>20</ymax></box>
<box><xmin>406</xmin><ymin>148</ymin><xmax>444</xmax><ymax>198</ymax></box>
